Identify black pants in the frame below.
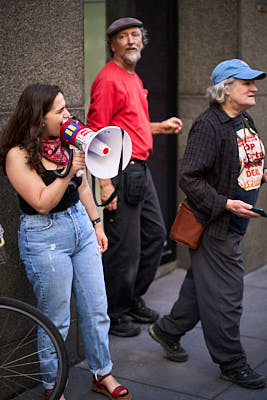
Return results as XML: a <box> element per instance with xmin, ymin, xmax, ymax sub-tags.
<box><xmin>102</xmin><ymin>162</ymin><xmax>166</xmax><ymax>321</ymax></box>
<box><xmin>157</xmin><ymin>230</ymin><xmax>247</xmax><ymax>373</ymax></box>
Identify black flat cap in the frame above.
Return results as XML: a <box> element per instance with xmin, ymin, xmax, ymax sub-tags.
<box><xmin>106</xmin><ymin>17</ymin><xmax>143</xmax><ymax>38</ymax></box>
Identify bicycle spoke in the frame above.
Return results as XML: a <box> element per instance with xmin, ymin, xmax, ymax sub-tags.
<box><xmin>1</xmin><ymin>364</ymin><xmax>44</xmax><ymax>383</ymax></box>
<box><xmin>1</xmin><ymin>322</ymin><xmax>36</xmax><ymax>366</ymax></box>
<box><xmin>1</xmin><ymin>357</ymin><xmax>57</xmax><ymax>369</ymax></box>
<box><xmin>2</xmin><ymin>376</ymin><xmax>43</xmax><ymax>399</ymax></box>
<box><xmin>2</xmin><ymin>345</ymin><xmax>55</xmax><ymax>367</ymax></box>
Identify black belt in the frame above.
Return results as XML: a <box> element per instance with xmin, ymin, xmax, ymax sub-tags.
<box><xmin>130</xmin><ymin>159</ymin><xmax>146</xmax><ymax>165</ymax></box>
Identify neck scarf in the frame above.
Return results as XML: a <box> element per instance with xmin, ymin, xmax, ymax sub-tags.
<box><xmin>41</xmin><ymin>138</ymin><xmax>69</xmax><ymax>165</ymax></box>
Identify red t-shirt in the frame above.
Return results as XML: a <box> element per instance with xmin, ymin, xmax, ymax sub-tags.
<box><xmin>87</xmin><ymin>61</ymin><xmax>153</xmax><ymax>160</ymax></box>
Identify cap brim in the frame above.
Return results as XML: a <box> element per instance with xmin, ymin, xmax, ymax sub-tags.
<box><xmin>233</xmin><ymin>70</ymin><xmax>266</xmax><ymax>80</ymax></box>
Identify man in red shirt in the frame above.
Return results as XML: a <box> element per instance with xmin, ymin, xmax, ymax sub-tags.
<box><xmin>87</xmin><ymin>17</ymin><xmax>183</xmax><ymax>337</ymax></box>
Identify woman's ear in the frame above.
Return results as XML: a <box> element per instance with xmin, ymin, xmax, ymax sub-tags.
<box><xmin>224</xmin><ymin>87</ymin><xmax>230</xmax><ymax>96</ymax></box>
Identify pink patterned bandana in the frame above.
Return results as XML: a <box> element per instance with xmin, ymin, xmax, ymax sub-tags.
<box><xmin>41</xmin><ymin>138</ymin><xmax>69</xmax><ymax>165</ymax></box>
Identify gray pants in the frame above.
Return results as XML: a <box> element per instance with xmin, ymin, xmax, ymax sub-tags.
<box><xmin>157</xmin><ymin>230</ymin><xmax>247</xmax><ymax>373</ymax></box>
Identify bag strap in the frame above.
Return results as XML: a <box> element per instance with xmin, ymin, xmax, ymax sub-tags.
<box><xmin>92</xmin><ymin>128</ymin><xmax>125</xmax><ymax>207</ymax></box>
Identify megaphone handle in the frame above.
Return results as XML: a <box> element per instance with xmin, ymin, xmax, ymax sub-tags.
<box><xmin>69</xmin><ymin>145</ymin><xmax>84</xmax><ymax>177</ymax></box>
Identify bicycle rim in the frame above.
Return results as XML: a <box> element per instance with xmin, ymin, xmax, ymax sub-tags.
<box><xmin>0</xmin><ymin>297</ymin><xmax>68</xmax><ymax>400</ymax></box>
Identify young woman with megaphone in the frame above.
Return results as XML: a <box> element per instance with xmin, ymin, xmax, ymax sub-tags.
<box><xmin>0</xmin><ymin>83</ymin><xmax>132</xmax><ymax>400</ymax></box>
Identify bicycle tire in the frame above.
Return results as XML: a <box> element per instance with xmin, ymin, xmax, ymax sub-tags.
<box><xmin>0</xmin><ymin>297</ymin><xmax>68</xmax><ymax>400</ymax></box>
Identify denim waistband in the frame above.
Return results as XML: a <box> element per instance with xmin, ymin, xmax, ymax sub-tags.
<box><xmin>21</xmin><ymin>201</ymin><xmax>84</xmax><ymax>221</ymax></box>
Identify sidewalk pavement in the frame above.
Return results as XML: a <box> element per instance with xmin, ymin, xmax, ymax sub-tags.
<box><xmin>65</xmin><ymin>264</ymin><xmax>267</xmax><ymax>400</ymax></box>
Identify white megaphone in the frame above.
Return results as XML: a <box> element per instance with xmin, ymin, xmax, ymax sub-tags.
<box><xmin>60</xmin><ymin>118</ymin><xmax>132</xmax><ymax>179</ymax></box>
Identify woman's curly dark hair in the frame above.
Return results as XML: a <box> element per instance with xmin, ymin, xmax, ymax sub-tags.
<box><xmin>0</xmin><ymin>83</ymin><xmax>63</xmax><ymax>175</ymax></box>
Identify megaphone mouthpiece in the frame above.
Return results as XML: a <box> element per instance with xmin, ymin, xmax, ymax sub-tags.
<box><xmin>88</xmin><ymin>137</ymin><xmax>111</xmax><ymax>157</ymax></box>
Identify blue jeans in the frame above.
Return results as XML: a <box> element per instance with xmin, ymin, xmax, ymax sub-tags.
<box><xmin>18</xmin><ymin>201</ymin><xmax>112</xmax><ymax>389</ymax></box>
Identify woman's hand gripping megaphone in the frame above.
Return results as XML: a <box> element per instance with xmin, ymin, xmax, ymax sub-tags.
<box><xmin>69</xmin><ymin>145</ymin><xmax>84</xmax><ymax>178</ymax></box>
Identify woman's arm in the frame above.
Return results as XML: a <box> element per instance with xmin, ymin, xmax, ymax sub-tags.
<box><xmin>6</xmin><ymin>146</ymin><xmax>85</xmax><ymax>214</ymax></box>
<box><xmin>78</xmin><ymin>173</ymin><xmax>108</xmax><ymax>253</ymax></box>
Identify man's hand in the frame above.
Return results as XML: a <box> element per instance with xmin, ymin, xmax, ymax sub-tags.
<box><xmin>151</xmin><ymin>117</ymin><xmax>183</xmax><ymax>135</ymax></box>
<box><xmin>100</xmin><ymin>178</ymin><xmax>118</xmax><ymax>211</ymax></box>
<box><xmin>162</xmin><ymin>117</ymin><xmax>183</xmax><ymax>134</ymax></box>
<box><xmin>226</xmin><ymin>199</ymin><xmax>260</xmax><ymax>218</ymax></box>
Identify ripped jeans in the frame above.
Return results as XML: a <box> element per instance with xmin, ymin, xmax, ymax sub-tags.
<box><xmin>18</xmin><ymin>201</ymin><xmax>112</xmax><ymax>389</ymax></box>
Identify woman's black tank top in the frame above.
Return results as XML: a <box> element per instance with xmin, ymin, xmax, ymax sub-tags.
<box><xmin>18</xmin><ymin>169</ymin><xmax>82</xmax><ymax>215</ymax></box>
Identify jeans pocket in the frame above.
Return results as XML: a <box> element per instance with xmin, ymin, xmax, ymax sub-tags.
<box><xmin>23</xmin><ymin>215</ymin><xmax>54</xmax><ymax>233</ymax></box>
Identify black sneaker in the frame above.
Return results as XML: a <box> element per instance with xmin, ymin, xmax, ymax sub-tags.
<box><xmin>220</xmin><ymin>365</ymin><xmax>266</xmax><ymax>389</ymax></box>
<box><xmin>127</xmin><ymin>298</ymin><xmax>159</xmax><ymax>323</ymax></box>
<box><xmin>109</xmin><ymin>316</ymin><xmax>141</xmax><ymax>337</ymax></box>
<box><xmin>148</xmin><ymin>325</ymin><xmax>188</xmax><ymax>362</ymax></box>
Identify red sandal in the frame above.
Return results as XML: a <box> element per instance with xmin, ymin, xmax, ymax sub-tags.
<box><xmin>92</xmin><ymin>373</ymin><xmax>132</xmax><ymax>399</ymax></box>
<box><xmin>44</xmin><ymin>390</ymin><xmax>52</xmax><ymax>399</ymax></box>
<box><xmin>44</xmin><ymin>389</ymin><xmax>65</xmax><ymax>400</ymax></box>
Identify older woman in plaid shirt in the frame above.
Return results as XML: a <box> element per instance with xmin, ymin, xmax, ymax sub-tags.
<box><xmin>149</xmin><ymin>59</ymin><xmax>267</xmax><ymax>390</ymax></box>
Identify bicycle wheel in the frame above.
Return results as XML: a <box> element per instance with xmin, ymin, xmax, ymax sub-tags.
<box><xmin>0</xmin><ymin>297</ymin><xmax>68</xmax><ymax>400</ymax></box>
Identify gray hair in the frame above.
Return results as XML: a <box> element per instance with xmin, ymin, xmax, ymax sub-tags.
<box><xmin>206</xmin><ymin>77</ymin><xmax>235</xmax><ymax>104</ymax></box>
<box><xmin>106</xmin><ymin>27</ymin><xmax>149</xmax><ymax>58</ymax></box>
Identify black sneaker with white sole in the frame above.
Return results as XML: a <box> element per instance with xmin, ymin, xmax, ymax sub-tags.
<box><xmin>148</xmin><ymin>324</ymin><xmax>188</xmax><ymax>362</ymax></box>
<box><xmin>220</xmin><ymin>365</ymin><xmax>266</xmax><ymax>389</ymax></box>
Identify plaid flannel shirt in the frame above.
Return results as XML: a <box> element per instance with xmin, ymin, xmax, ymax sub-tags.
<box><xmin>179</xmin><ymin>104</ymin><xmax>258</xmax><ymax>240</ymax></box>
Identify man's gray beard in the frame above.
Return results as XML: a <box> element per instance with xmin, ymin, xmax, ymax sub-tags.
<box><xmin>123</xmin><ymin>51</ymin><xmax>141</xmax><ymax>65</ymax></box>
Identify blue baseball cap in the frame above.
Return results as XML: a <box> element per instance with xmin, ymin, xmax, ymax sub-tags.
<box><xmin>210</xmin><ymin>59</ymin><xmax>266</xmax><ymax>85</ymax></box>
